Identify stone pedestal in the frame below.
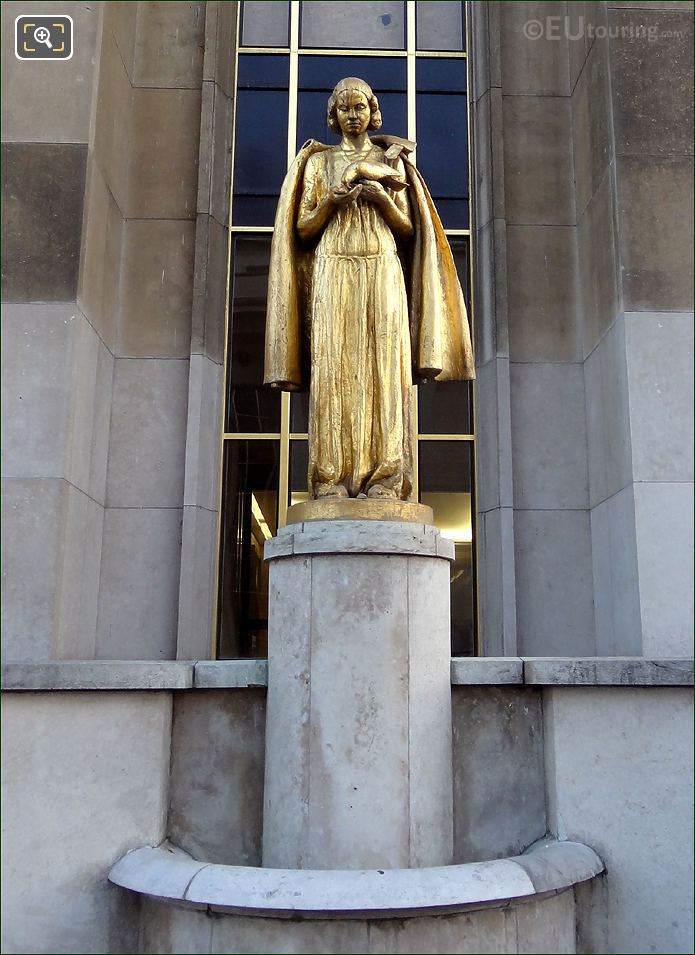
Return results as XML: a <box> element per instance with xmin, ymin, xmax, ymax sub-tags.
<box><xmin>262</xmin><ymin>519</ymin><xmax>455</xmax><ymax>870</ymax></box>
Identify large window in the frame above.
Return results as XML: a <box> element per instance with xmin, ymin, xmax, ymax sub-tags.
<box><xmin>217</xmin><ymin>0</ymin><xmax>475</xmax><ymax>659</ymax></box>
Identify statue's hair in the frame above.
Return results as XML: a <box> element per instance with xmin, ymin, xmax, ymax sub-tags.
<box><xmin>326</xmin><ymin>77</ymin><xmax>382</xmax><ymax>133</ymax></box>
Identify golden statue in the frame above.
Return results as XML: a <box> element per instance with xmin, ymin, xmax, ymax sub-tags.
<box><xmin>265</xmin><ymin>77</ymin><xmax>474</xmax><ymax>502</ymax></box>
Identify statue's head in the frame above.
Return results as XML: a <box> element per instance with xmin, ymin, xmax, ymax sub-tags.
<box><xmin>327</xmin><ymin>77</ymin><xmax>383</xmax><ymax>134</ymax></box>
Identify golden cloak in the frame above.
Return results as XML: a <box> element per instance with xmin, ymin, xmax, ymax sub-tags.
<box><xmin>264</xmin><ymin>137</ymin><xmax>475</xmax><ymax>390</ymax></box>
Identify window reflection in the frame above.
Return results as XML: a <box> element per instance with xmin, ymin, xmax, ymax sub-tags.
<box><xmin>289</xmin><ymin>440</ymin><xmax>310</xmax><ymax>505</ymax></box>
<box><xmin>300</xmin><ymin>1</ymin><xmax>406</xmax><ymax>50</ymax></box>
<box><xmin>416</xmin><ymin>1</ymin><xmax>464</xmax><ymax>52</ymax></box>
<box><xmin>241</xmin><ymin>1</ymin><xmax>290</xmax><ymax>48</ymax></box>
<box><xmin>226</xmin><ymin>237</ymin><xmax>281</xmax><ymax>433</ymax></box>
<box><xmin>218</xmin><ymin>441</ymin><xmax>279</xmax><ymax>658</ymax></box>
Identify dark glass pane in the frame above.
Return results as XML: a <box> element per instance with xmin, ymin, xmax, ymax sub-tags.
<box><xmin>416</xmin><ymin>56</ymin><xmax>467</xmax><ymax>93</ymax></box>
<box><xmin>418</xmin><ymin>381</ymin><xmax>472</xmax><ymax>434</ymax></box>
<box><xmin>241</xmin><ymin>2</ymin><xmax>290</xmax><ymax>48</ymax></box>
<box><xmin>416</xmin><ymin>2</ymin><xmax>465</xmax><ymax>52</ymax></box>
<box><xmin>237</xmin><ymin>53</ymin><xmax>290</xmax><ymax>88</ymax></box>
<box><xmin>416</xmin><ymin>92</ymin><xmax>468</xmax><ymax>199</ymax></box>
<box><xmin>289</xmin><ymin>440</ymin><xmax>310</xmax><ymax>505</ymax></box>
<box><xmin>217</xmin><ymin>440</ymin><xmax>279</xmax><ymax>658</ymax></box>
<box><xmin>232</xmin><ymin>196</ymin><xmax>281</xmax><ymax>228</ymax></box>
<box><xmin>419</xmin><ymin>439</ymin><xmax>471</xmax><ymax>493</ymax></box>
<box><xmin>226</xmin><ymin>236</ymin><xmax>281</xmax><ymax>433</ymax></box>
<box><xmin>419</xmin><ymin>441</ymin><xmax>475</xmax><ymax>655</ymax></box>
<box><xmin>233</xmin><ymin>89</ymin><xmax>289</xmax><ymax>199</ymax></box>
<box><xmin>298</xmin><ymin>55</ymin><xmax>407</xmax><ymax>91</ymax></box>
<box><xmin>300</xmin><ymin>1</ymin><xmax>406</xmax><ymax>50</ymax></box>
<box><xmin>298</xmin><ymin>89</ymin><xmax>407</xmax><ymax>147</ymax></box>
<box><xmin>291</xmin><ymin>392</ymin><xmax>309</xmax><ymax>433</ymax></box>
<box><xmin>433</xmin><ymin>198</ymin><xmax>469</xmax><ymax>230</ymax></box>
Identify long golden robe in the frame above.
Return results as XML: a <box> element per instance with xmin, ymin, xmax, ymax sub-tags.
<box><xmin>264</xmin><ymin>136</ymin><xmax>475</xmax><ymax>499</ymax></box>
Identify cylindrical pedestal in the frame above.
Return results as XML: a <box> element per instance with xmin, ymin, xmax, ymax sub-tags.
<box><xmin>262</xmin><ymin>519</ymin><xmax>455</xmax><ymax>870</ymax></box>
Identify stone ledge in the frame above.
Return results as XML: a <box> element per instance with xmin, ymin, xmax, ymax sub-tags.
<box><xmin>194</xmin><ymin>660</ymin><xmax>268</xmax><ymax>688</ymax></box>
<box><xmin>0</xmin><ymin>660</ymin><xmax>195</xmax><ymax>691</ymax></box>
<box><xmin>264</xmin><ymin>520</ymin><xmax>455</xmax><ymax>561</ymax></box>
<box><xmin>521</xmin><ymin>657</ymin><xmax>694</xmax><ymax>686</ymax></box>
<box><xmin>109</xmin><ymin>839</ymin><xmax>603</xmax><ymax>919</ymax></box>
<box><xmin>451</xmin><ymin>657</ymin><xmax>523</xmax><ymax>684</ymax></box>
<box><xmin>3</xmin><ymin>657</ymin><xmax>691</xmax><ymax>691</ymax></box>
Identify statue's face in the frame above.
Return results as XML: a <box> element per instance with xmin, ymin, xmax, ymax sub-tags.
<box><xmin>335</xmin><ymin>90</ymin><xmax>371</xmax><ymax>136</ymax></box>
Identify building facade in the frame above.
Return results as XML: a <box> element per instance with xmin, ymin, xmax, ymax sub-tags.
<box><xmin>1</xmin><ymin>2</ymin><xmax>693</xmax><ymax>953</ymax></box>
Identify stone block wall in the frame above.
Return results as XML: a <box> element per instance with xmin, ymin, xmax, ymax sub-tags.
<box><xmin>2</xmin><ymin>1</ymin><xmax>102</xmax><ymax>660</ymax></box>
<box><xmin>471</xmin><ymin>0</ymin><xmax>693</xmax><ymax>657</ymax></box>
<box><xmin>1</xmin><ymin>2</ymin><xmax>233</xmax><ymax>663</ymax></box>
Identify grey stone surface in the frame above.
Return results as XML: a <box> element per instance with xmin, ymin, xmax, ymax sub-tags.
<box><xmin>96</xmin><ymin>507</ymin><xmax>183</xmax><ymax>659</ymax></box>
<box><xmin>133</xmin><ymin>2</ymin><xmax>206</xmax><ymax>89</ymax></box>
<box><xmin>1</xmin><ymin>661</ymin><xmax>194</xmax><ymax>691</ymax></box>
<box><xmin>578</xmin><ymin>168</ymin><xmax>620</xmax><ymax>357</ymax></box>
<box><xmin>1</xmin><ymin>143</ymin><xmax>87</xmax><ymax>303</ymax></box>
<box><xmin>407</xmin><ymin>557</ymin><xmax>454</xmax><ymax>867</ymax></box>
<box><xmin>450</xmin><ymin>657</ymin><xmax>523</xmax><ymax>685</ymax></box>
<box><xmin>510</xmin><ymin>362</ymin><xmax>589</xmax><ymax>510</ymax></box>
<box><xmin>524</xmin><ymin>657</ymin><xmax>694</xmax><ymax>686</ymax></box>
<box><xmin>262</xmin><ymin>555</ymin><xmax>313</xmax><ymax>868</ymax></box>
<box><xmin>476</xmin><ymin>359</ymin><xmax>514</xmax><ymax>513</ymax></box>
<box><xmin>176</xmin><ymin>506</ymin><xmax>218</xmax><ymax>661</ymax></box>
<box><xmin>503</xmin><ymin>96</ymin><xmax>574</xmax><ymax>226</ymax></box>
<box><xmin>633</xmin><ymin>481</ymin><xmax>694</xmax><ymax>657</ymax></box>
<box><xmin>1</xmin><ymin>478</ymin><xmax>66</xmax><ymax>660</ymax></box>
<box><xmin>191</xmin><ymin>213</ymin><xmax>228</xmax><ymax>363</ymax></box>
<box><xmin>125</xmin><ymin>88</ymin><xmax>202</xmax><ymax>220</ymax></box>
<box><xmin>117</xmin><ymin>219</ymin><xmax>196</xmax><ymax>359</ymax></box>
<box><xmin>617</xmin><ymin>155</ymin><xmax>694</xmax><ymax>311</ymax></box>
<box><xmin>544</xmin><ymin>686</ymin><xmax>694</xmax><ymax>954</ymax></box>
<box><xmin>506</xmin><ymin>225</ymin><xmax>580</xmax><ymax>362</ymax></box>
<box><xmin>305</xmin><ymin>554</ymin><xmax>412</xmax><ymax>869</ymax></box>
<box><xmin>263</xmin><ymin>547</ymin><xmax>454</xmax><ymax>870</ymax></box>
<box><xmin>499</xmin><ymin>2</ymin><xmax>570</xmax><ymax>95</ymax></box>
<box><xmin>268</xmin><ymin>520</ymin><xmax>446</xmax><ymax>560</ymax></box>
<box><xmin>183</xmin><ymin>355</ymin><xmax>223</xmax><ymax>512</ymax></box>
<box><xmin>583</xmin><ymin>314</ymin><xmax>633</xmax><ymax>508</ymax></box>
<box><xmin>106</xmin><ymin>359</ymin><xmax>189</xmax><ymax>508</ymax></box>
<box><xmin>92</xmin><ymin>25</ymin><xmax>132</xmax><ymax>214</ymax></box>
<box><xmin>194</xmin><ymin>660</ymin><xmax>268</xmax><ymax>688</ymax></box>
<box><xmin>168</xmin><ymin>689</ymin><xmax>265</xmax><ymax>865</ymax></box>
<box><xmin>453</xmin><ymin>686</ymin><xmax>546</xmax><ymax>863</ymax></box>
<box><xmin>609</xmin><ymin>7</ymin><xmax>693</xmax><ymax>158</ymax></box>
<box><xmin>572</xmin><ymin>36</ymin><xmax>612</xmax><ymax>219</ymax></box>
<box><xmin>590</xmin><ymin>486</ymin><xmax>642</xmax><ymax>656</ymax></box>
<box><xmin>140</xmin><ymin>900</ymin><xmax>213</xmax><ymax>955</ymax></box>
<box><xmin>1</xmin><ymin>691</ymin><xmax>171</xmax><ymax>954</ymax></box>
<box><xmin>514</xmin><ymin>509</ymin><xmax>595</xmax><ymax>656</ymax></box>
<box><xmin>625</xmin><ymin>311</ymin><xmax>694</xmax><ymax>484</ymax></box>
<box><xmin>110</xmin><ymin>840</ymin><xmax>600</xmax><ymax>917</ymax></box>
<box><xmin>474</xmin><ymin>91</ymin><xmax>492</xmax><ymax>230</ymax></box>
<box><xmin>478</xmin><ymin>507</ymin><xmax>518</xmax><ymax>657</ymax></box>
<box><xmin>513</xmin><ymin>890</ymin><xmax>575</xmax><ymax>954</ymax></box>
<box><xmin>77</xmin><ymin>158</ymin><xmax>123</xmax><ymax>352</ymax></box>
<box><xmin>0</xmin><ymin>1</ymin><xmax>99</xmax><ymax>143</ymax></box>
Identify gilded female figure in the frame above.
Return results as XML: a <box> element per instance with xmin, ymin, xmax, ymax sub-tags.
<box><xmin>265</xmin><ymin>77</ymin><xmax>474</xmax><ymax>501</ymax></box>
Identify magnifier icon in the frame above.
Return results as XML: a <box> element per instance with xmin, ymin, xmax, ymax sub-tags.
<box><xmin>34</xmin><ymin>26</ymin><xmax>53</xmax><ymax>49</ymax></box>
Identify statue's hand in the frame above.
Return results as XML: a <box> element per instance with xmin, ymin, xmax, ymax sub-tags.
<box><xmin>330</xmin><ymin>184</ymin><xmax>362</xmax><ymax>205</ymax></box>
<box><xmin>358</xmin><ymin>180</ymin><xmax>388</xmax><ymax>205</ymax></box>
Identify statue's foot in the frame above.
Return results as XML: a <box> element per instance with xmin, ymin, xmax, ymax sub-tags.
<box><xmin>366</xmin><ymin>484</ymin><xmax>399</xmax><ymax>500</ymax></box>
<box><xmin>315</xmin><ymin>483</ymin><xmax>348</xmax><ymax>499</ymax></box>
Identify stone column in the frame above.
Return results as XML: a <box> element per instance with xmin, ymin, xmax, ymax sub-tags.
<box><xmin>262</xmin><ymin>518</ymin><xmax>454</xmax><ymax>870</ymax></box>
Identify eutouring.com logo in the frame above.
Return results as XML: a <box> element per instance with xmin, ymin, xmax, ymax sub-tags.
<box><xmin>15</xmin><ymin>15</ymin><xmax>73</xmax><ymax>60</ymax></box>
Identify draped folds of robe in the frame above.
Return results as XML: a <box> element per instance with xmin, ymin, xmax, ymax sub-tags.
<box><xmin>264</xmin><ymin>136</ymin><xmax>475</xmax><ymax>499</ymax></box>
